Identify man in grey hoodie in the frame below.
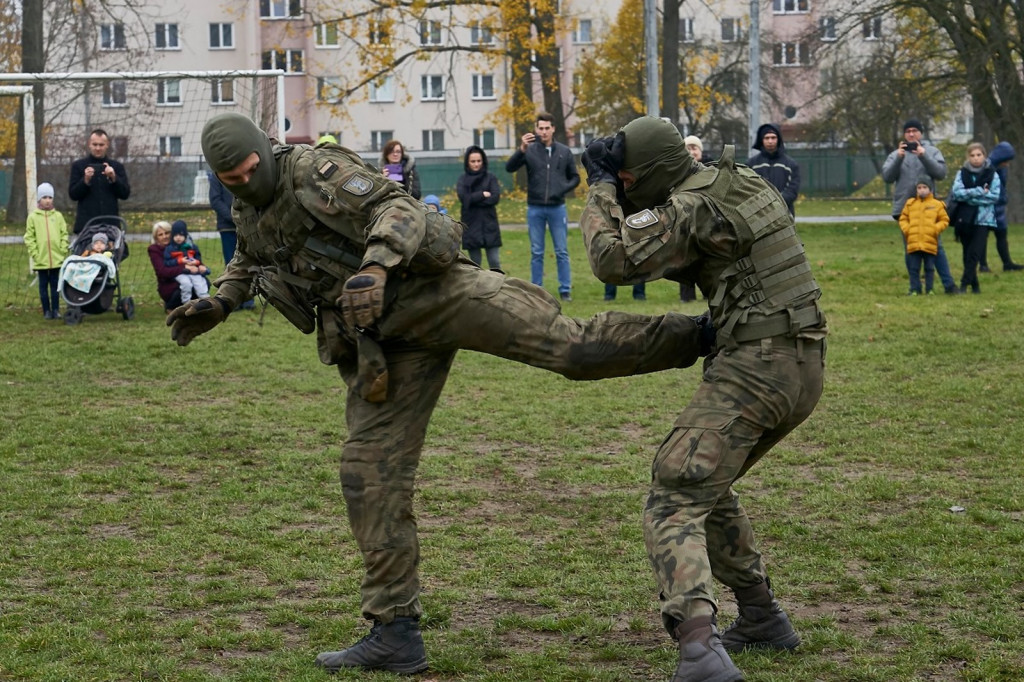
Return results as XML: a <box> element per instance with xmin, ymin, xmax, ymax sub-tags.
<box><xmin>882</xmin><ymin>119</ymin><xmax>959</xmax><ymax>294</ymax></box>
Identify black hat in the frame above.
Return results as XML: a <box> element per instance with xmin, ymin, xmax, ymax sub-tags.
<box><xmin>903</xmin><ymin>119</ymin><xmax>923</xmax><ymax>132</ymax></box>
<box><xmin>171</xmin><ymin>220</ymin><xmax>188</xmax><ymax>238</ymax></box>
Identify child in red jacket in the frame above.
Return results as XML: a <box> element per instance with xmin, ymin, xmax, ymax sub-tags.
<box><xmin>163</xmin><ymin>220</ymin><xmax>210</xmax><ymax>302</ymax></box>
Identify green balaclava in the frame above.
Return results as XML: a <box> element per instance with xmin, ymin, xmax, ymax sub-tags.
<box><xmin>201</xmin><ymin>113</ymin><xmax>277</xmax><ymax>208</ymax></box>
<box><xmin>620</xmin><ymin>117</ymin><xmax>694</xmax><ymax>208</ymax></box>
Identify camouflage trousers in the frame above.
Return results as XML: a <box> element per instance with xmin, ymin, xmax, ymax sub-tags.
<box><xmin>642</xmin><ymin>335</ymin><xmax>825</xmax><ymax>631</ymax></box>
<box><xmin>337</xmin><ymin>264</ymin><xmax>703</xmax><ymax>623</ymax></box>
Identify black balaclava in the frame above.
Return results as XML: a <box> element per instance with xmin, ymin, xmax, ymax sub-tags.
<box><xmin>620</xmin><ymin>117</ymin><xmax>694</xmax><ymax>208</ymax></box>
<box><xmin>201</xmin><ymin>113</ymin><xmax>277</xmax><ymax>208</ymax></box>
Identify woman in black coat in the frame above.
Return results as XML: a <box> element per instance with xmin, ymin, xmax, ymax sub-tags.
<box><xmin>456</xmin><ymin>146</ymin><xmax>502</xmax><ymax>270</ymax></box>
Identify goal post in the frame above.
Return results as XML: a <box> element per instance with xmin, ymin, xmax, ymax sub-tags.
<box><xmin>0</xmin><ymin>86</ymin><xmax>36</xmax><ymax>219</ymax></box>
<box><xmin>0</xmin><ymin>70</ymin><xmax>284</xmax><ymax>210</ymax></box>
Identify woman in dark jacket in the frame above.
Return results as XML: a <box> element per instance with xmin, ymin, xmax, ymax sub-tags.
<box><xmin>456</xmin><ymin>146</ymin><xmax>503</xmax><ymax>270</ymax></box>
<box><xmin>380</xmin><ymin>140</ymin><xmax>421</xmax><ymax>199</ymax></box>
<box><xmin>147</xmin><ymin>220</ymin><xmax>187</xmax><ymax>311</ymax></box>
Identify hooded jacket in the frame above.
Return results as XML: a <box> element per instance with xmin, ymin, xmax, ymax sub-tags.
<box><xmin>881</xmin><ymin>138</ymin><xmax>947</xmax><ymax>217</ymax></box>
<box><xmin>456</xmin><ymin>146</ymin><xmax>502</xmax><ymax>250</ymax></box>
<box><xmin>899</xmin><ymin>195</ymin><xmax>948</xmax><ymax>255</ymax></box>
<box><xmin>988</xmin><ymin>141</ymin><xmax>1015</xmax><ymax>229</ymax></box>
<box><xmin>504</xmin><ymin>137</ymin><xmax>580</xmax><ymax>206</ymax></box>
<box><xmin>25</xmin><ymin>207</ymin><xmax>70</xmax><ymax>270</ymax></box>
<box><xmin>745</xmin><ymin>123</ymin><xmax>800</xmax><ymax>215</ymax></box>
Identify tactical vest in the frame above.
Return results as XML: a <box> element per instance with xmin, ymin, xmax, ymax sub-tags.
<box><xmin>682</xmin><ymin>146</ymin><xmax>823</xmax><ymax>347</ymax></box>
<box><xmin>233</xmin><ymin>143</ymin><xmax>463</xmax><ymax>334</ymax></box>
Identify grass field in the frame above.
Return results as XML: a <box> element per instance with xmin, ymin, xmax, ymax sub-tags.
<box><xmin>2</xmin><ymin>219</ymin><xmax>1023</xmax><ymax>681</ymax></box>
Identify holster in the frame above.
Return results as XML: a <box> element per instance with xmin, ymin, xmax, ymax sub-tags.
<box><xmin>354</xmin><ymin>332</ymin><xmax>389</xmax><ymax>403</ymax></box>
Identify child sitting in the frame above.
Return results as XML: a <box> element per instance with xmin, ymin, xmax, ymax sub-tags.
<box><xmin>163</xmin><ymin>220</ymin><xmax>210</xmax><ymax>303</ymax></box>
<box><xmin>899</xmin><ymin>176</ymin><xmax>949</xmax><ymax>295</ymax></box>
<box><xmin>81</xmin><ymin>232</ymin><xmax>114</xmax><ymax>258</ymax></box>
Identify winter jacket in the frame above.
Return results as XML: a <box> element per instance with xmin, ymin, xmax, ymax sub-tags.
<box><xmin>951</xmin><ymin>160</ymin><xmax>1000</xmax><ymax>228</ymax></box>
<box><xmin>164</xmin><ymin>240</ymin><xmax>204</xmax><ymax>268</ymax></box>
<box><xmin>457</xmin><ymin>146</ymin><xmax>503</xmax><ymax>250</ymax></box>
<box><xmin>379</xmin><ymin>152</ymin><xmax>422</xmax><ymax>199</ymax></box>
<box><xmin>505</xmin><ymin>139</ymin><xmax>580</xmax><ymax>206</ymax></box>
<box><xmin>746</xmin><ymin>123</ymin><xmax>801</xmax><ymax>215</ymax></box>
<box><xmin>24</xmin><ymin>207</ymin><xmax>70</xmax><ymax>270</ymax></box>
<box><xmin>67</xmin><ymin>155</ymin><xmax>131</xmax><ymax>233</ymax></box>
<box><xmin>987</xmin><ymin>141</ymin><xmax>1015</xmax><ymax>230</ymax></box>
<box><xmin>881</xmin><ymin>140</ymin><xmax>946</xmax><ymax>217</ymax></box>
<box><xmin>208</xmin><ymin>172</ymin><xmax>237</xmax><ymax>232</ymax></box>
<box><xmin>899</xmin><ymin>196</ymin><xmax>948</xmax><ymax>255</ymax></box>
<box><xmin>148</xmin><ymin>242</ymin><xmax>186</xmax><ymax>305</ymax></box>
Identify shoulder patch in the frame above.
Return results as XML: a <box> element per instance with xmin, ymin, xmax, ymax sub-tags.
<box><xmin>342</xmin><ymin>174</ymin><xmax>373</xmax><ymax>196</ymax></box>
<box><xmin>625</xmin><ymin>209</ymin><xmax>659</xmax><ymax>229</ymax></box>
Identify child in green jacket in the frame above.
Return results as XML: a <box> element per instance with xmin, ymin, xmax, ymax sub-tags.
<box><xmin>24</xmin><ymin>183</ymin><xmax>69</xmax><ymax>319</ymax></box>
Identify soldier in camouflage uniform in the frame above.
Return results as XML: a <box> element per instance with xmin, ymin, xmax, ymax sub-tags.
<box><xmin>579</xmin><ymin>116</ymin><xmax>827</xmax><ymax>682</ymax></box>
<box><xmin>168</xmin><ymin>113</ymin><xmax>716</xmax><ymax>676</ymax></box>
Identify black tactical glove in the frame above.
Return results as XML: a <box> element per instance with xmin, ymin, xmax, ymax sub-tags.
<box><xmin>338</xmin><ymin>264</ymin><xmax>388</xmax><ymax>330</ymax></box>
<box><xmin>691</xmin><ymin>310</ymin><xmax>717</xmax><ymax>356</ymax></box>
<box><xmin>166</xmin><ymin>296</ymin><xmax>231</xmax><ymax>347</ymax></box>
<box><xmin>582</xmin><ymin>133</ymin><xmax>626</xmax><ymax>186</ymax></box>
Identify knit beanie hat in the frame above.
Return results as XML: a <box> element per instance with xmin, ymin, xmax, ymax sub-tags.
<box><xmin>92</xmin><ymin>233</ymin><xmax>110</xmax><ymax>247</ymax></box>
<box><xmin>916</xmin><ymin>175</ymin><xmax>934</xmax><ymax>191</ymax></box>
<box><xmin>903</xmin><ymin>119</ymin><xmax>923</xmax><ymax>132</ymax></box>
<box><xmin>37</xmin><ymin>182</ymin><xmax>55</xmax><ymax>199</ymax></box>
<box><xmin>683</xmin><ymin>136</ymin><xmax>703</xmax><ymax>152</ymax></box>
<box><xmin>171</xmin><ymin>220</ymin><xmax>188</xmax><ymax>239</ymax></box>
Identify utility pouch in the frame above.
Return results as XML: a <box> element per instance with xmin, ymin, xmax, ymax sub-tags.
<box><xmin>251</xmin><ymin>266</ymin><xmax>317</xmax><ymax>334</ymax></box>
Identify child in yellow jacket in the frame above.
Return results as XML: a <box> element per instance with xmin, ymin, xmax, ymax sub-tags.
<box><xmin>24</xmin><ymin>183</ymin><xmax>69</xmax><ymax>319</ymax></box>
<box><xmin>899</xmin><ymin>176</ymin><xmax>949</xmax><ymax>295</ymax></box>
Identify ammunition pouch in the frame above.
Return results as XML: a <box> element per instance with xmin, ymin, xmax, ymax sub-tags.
<box><xmin>250</xmin><ymin>265</ymin><xmax>317</xmax><ymax>334</ymax></box>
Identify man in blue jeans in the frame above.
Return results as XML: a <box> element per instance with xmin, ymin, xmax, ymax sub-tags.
<box><xmin>505</xmin><ymin>113</ymin><xmax>581</xmax><ymax>301</ymax></box>
<box><xmin>882</xmin><ymin>119</ymin><xmax>959</xmax><ymax>294</ymax></box>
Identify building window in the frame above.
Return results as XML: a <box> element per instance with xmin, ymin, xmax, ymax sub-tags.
<box><xmin>471</xmin><ymin>74</ymin><xmax>494</xmax><ymax>100</ymax></box>
<box><xmin>369</xmin><ymin>17</ymin><xmax>390</xmax><ymax>44</ymax></box>
<box><xmin>680</xmin><ymin>18</ymin><xmax>695</xmax><ymax>43</ymax></box>
<box><xmin>211</xmin><ymin>79</ymin><xmax>234</xmax><ymax>104</ymax></box>
<box><xmin>369</xmin><ymin>75</ymin><xmax>395</xmax><ymax>102</ymax></box>
<box><xmin>315</xmin><ymin>22</ymin><xmax>339</xmax><ymax>47</ymax></box>
<box><xmin>157</xmin><ymin>80</ymin><xmax>182</xmax><ymax>105</ymax></box>
<box><xmin>573</xmin><ymin>19</ymin><xmax>592</xmax><ymax>44</ymax></box>
<box><xmin>773</xmin><ymin>0</ymin><xmax>809</xmax><ymax>14</ymax></box>
<box><xmin>102</xmin><ymin>81</ymin><xmax>127</xmax><ymax>107</ymax></box>
<box><xmin>421</xmin><ymin>74</ymin><xmax>444</xmax><ymax>100</ymax></box>
<box><xmin>773</xmin><ymin>42</ymin><xmax>810</xmax><ymax>66</ymax></box>
<box><xmin>473</xmin><ymin>128</ymin><xmax>496</xmax><ymax>149</ymax></box>
<box><xmin>863</xmin><ymin>16</ymin><xmax>882</xmax><ymax>40</ymax></box>
<box><xmin>576</xmin><ymin>131</ymin><xmax>597</xmax><ymax>147</ymax></box>
<box><xmin>422</xmin><ymin>129</ymin><xmax>444</xmax><ymax>151</ymax></box>
<box><xmin>209</xmin><ymin>23</ymin><xmax>233</xmax><ymax>49</ymax></box>
<box><xmin>262</xmin><ymin>49</ymin><xmax>304</xmax><ymax>74</ymax></box>
<box><xmin>317</xmin><ymin>77</ymin><xmax>343</xmax><ymax>103</ymax></box>
<box><xmin>819</xmin><ymin>66</ymin><xmax>836</xmax><ymax>94</ymax></box>
<box><xmin>159</xmin><ymin>136</ymin><xmax>182</xmax><ymax>157</ymax></box>
<box><xmin>260</xmin><ymin>0</ymin><xmax>302</xmax><ymax>19</ymax></box>
<box><xmin>100</xmin><ymin>24</ymin><xmax>126</xmax><ymax>50</ymax></box>
<box><xmin>470</xmin><ymin>22</ymin><xmax>494</xmax><ymax>45</ymax></box>
<box><xmin>956</xmin><ymin>117</ymin><xmax>974</xmax><ymax>135</ymax></box>
<box><xmin>721</xmin><ymin>18</ymin><xmax>743</xmax><ymax>42</ymax></box>
<box><xmin>419</xmin><ymin>19</ymin><xmax>442</xmax><ymax>46</ymax></box>
<box><xmin>370</xmin><ymin>131</ymin><xmax>393</xmax><ymax>152</ymax></box>
<box><xmin>819</xmin><ymin>16</ymin><xmax>836</xmax><ymax>42</ymax></box>
<box><xmin>155</xmin><ymin>23</ymin><xmax>179</xmax><ymax>49</ymax></box>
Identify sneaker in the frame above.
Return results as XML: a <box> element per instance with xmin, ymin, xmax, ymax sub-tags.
<box><xmin>979</xmin><ymin>265</ymin><xmax>992</xmax><ymax>273</ymax></box>
<box><xmin>315</xmin><ymin>617</ymin><xmax>427</xmax><ymax>675</ymax></box>
<box><xmin>926</xmin><ymin>290</ymin><xmax>935</xmax><ymax>295</ymax></box>
<box><xmin>43</xmin><ymin>310</ymin><xmax>53</xmax><ymax>319</ymax></box>
<box><xmin>945</xmin><ymin>287</ymin><xmax>962</xmax><ymax>295</ymax></box>
<box><xmin>560</xmin><ymin>293</ymin><xmax>573</xmax><ymax>302</ymax></box>
<box><xmin>603</xmin><ymin>294</ymin><xmax>615</xmax><ymax>301</ymax></box>
<box><xmin>908</xmin><ymin>291</ymin><xmax>920</xmax><ymax>296</ymax></box>
<box><xmin>633</xmin><ymin>294</ymin><xmax>647</xmax><ymax>301</ymax></box>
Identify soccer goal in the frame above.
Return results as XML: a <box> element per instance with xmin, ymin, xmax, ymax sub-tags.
<box><xmin>0</xmin><ymin>70</ymin><xmax>284</xmax><ymax>210</ymax></box>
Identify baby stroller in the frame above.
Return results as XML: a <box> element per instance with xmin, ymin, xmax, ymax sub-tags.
<box><xmin>58</xmin><ymin>215</ymin><xmax>135</xmax><ymax>325</ymax></box>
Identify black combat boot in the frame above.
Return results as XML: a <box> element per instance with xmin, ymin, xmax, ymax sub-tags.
<box><xmin>721</xmin><ymin>580</ymin><xmax>801</xmax><ymax>653</ymax></box>
<box><xmin>671</xmin><ymin>615</ymin><xmax>744</xmax><ymax>682</ymax></box>
<box><xmin>315</xmin><ymin>617</ymin><xmax>427</xmax><ymax>675</ymax></box>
